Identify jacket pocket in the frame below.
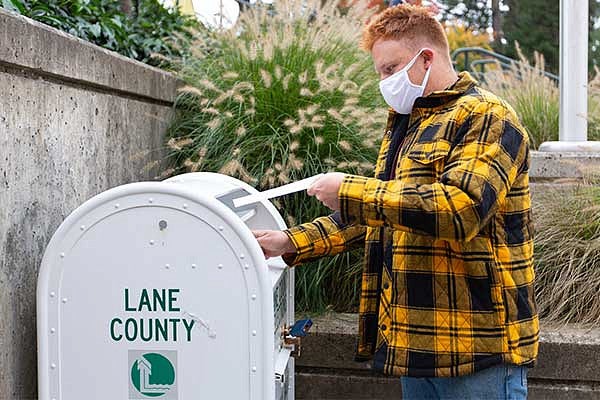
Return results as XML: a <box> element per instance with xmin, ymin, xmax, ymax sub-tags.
<box><xmin>407</xmin><ymin>140</ymin><xmax>451</xmax><ymax>164</ymax></box>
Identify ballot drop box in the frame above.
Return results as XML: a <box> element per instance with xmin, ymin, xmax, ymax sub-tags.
<box><xmin>37</xmin><ymin>172</ymin><xmax>307</xmax><ymax>400</ymax></box>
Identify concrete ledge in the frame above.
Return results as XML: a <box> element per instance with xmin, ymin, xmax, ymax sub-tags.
<box><xmin>538</xmin><ymin>141</ymin><xmax>600</xmax><ymax>153</ymax></box>
<box><xmin>295</xmin><ymin>313</ymin><xmax>600</xmax><ymax>399</ymax></box>
<box><xmin>530</xmin><ymin>151</ymin><xmax>600</xmax><ymax>180</ymax></box>
<box><xmin>0</xmin><ymin>8</ymin><xmax>179</xmax><ymax>104</ymax></box>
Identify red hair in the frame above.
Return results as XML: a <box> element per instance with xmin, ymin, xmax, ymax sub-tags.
<box><xmin>361</xmin><ymin>5</ymin><xmax>448</xmax><ymax>52</ymax></box>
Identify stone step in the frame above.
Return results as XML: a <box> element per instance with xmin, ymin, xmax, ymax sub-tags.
<box><xmin>293</xmin><ymin>313</ymin><xmax>600</xmax><ymax>399</ymax></box>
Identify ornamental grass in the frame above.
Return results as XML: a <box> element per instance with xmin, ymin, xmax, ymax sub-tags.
<box><xmin>163</xmin><ymin>0</ymin><xmax>384</xmax><ymax>312</ymax></box>
<box><xmin>532</xmin><ymin>179</ymin><xmax>600</xmax><ymax>326</ymax></box>
<box><xmin>481</xmin><ymin>45</ymin><xmax>600</xmax><ymax>149</ymax></box>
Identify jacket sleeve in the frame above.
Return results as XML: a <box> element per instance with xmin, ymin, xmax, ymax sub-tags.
<box><xmin>281</xmin><ymin>211</ymin><xmax>366</xmax><ymax>267</ymax></box>
<box><xmin>338</xmin><ymin>102</ymin><xmax>530</xmax><ymax>242</ymax></box>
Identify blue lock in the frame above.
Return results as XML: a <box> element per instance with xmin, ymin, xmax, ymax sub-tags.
<box><xmin>289</xmin><ymin>319</ymin><xmax>312</xmax><ymax>337</ymax></box>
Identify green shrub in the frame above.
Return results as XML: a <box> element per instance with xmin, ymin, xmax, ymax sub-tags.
<box><xmin>164</xmin><ymin>0</ymin><xmax>385</xmax><ymax>312</ymax></box>
<box><xmin>1</xmin><ymin>0</ymin><xmax>198</xmax><ymax>67</ymax></box>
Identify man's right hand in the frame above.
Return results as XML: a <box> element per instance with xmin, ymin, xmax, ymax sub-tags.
<box><xmin>252</xmin><ymin>230</ymin><xmax>296</xmax><ymax>259</ymax></box>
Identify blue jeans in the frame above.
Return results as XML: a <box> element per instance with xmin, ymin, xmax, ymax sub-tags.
<box><xmin>401</xmin><ymin>364</ymin><xmax>528</xmax><ymax>399</ymax></box>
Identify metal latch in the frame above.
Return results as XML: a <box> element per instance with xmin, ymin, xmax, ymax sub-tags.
<box><xmin>274</xmin><ymin>348</ymin><xmax>291</xmax><ymax>384</ymax></box>
<box><xmin>283</xmin><ymin>319</ymin><xmax>312</xmax><ymax>357</ymax></box>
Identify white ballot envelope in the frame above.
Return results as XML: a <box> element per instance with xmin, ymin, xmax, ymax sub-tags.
<box><xmin>233</xmin><ymin>174</ymin><xmax>325</xmax><ymax>208</ymax></box>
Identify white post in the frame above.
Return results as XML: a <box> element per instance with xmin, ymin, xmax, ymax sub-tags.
<box><xmin>560</xmin><ymin>0</ymin><xmax>587</xmax><ymax>142</ymax></box>
<box><xmin>539</xmin><ymin>0</ymin><xmax>600</xmax><ymax>152</ymax></box>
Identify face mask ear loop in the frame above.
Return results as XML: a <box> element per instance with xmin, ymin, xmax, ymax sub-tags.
<box><xmin>421</xmin><ymin>63</ymin><xmax>432</xmax><ymax>87</ymax></box>
<box><xmin>404</xmin><ymin>49</ymin><xmax>424</xmax><ymax>71</ymax></box>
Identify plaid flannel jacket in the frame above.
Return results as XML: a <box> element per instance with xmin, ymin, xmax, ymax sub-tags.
<box><xmin>283</xmin><ymin>72</ymin><xmax>538</xmax><ymax>377</ymax></box>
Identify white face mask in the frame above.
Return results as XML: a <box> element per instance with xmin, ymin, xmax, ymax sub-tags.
<box><xmin>379</xmin><ymin>48</ymin><xmax>431</xmax><ymax>114</ymax></box>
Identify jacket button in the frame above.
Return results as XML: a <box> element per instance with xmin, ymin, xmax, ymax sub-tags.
<box><xmin>381</xmin><ymin>324</ymin><xmax>387</xmax><ymax>331</ymax></box>
<box><xmin>383</xmin><ymin>283</ymin><xmax>390</xmax><ymax>290</ymax></box>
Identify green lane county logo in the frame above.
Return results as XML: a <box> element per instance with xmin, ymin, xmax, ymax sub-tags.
<box><xmin>128</xmin><ymin>350</ymin><xmax>177</xmax><ymax>400</ymax></box>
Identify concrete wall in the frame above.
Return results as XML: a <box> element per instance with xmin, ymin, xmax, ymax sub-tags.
<box><xmin>0</xmin><ymin>9</ymin><xmax>179</xmax><ymax>399</ymax></box>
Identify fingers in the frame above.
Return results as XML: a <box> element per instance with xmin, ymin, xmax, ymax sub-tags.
<box><xmin>262</xmin><ymin>250</ymin><xmax>271</xmax><ymax>260</ymax></box>
<box><xmin>307</xmin><ymin>175</ymin><xmax>326</xmax><ymax>196</ymax></box>
<box><xmin>252</xmin><ymin>230</ymin><xmax>268</xmax><ymax>238</ymax></box>
<box><xmin>252</xmin><ymin>230</ymin><xmax>277</xmax><ymax>259</ymax></box>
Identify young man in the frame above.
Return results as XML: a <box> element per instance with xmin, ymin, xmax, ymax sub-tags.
<box><xmin>254</xmin><ymin>5</ymin><xmax>538</xmax><ymax>399</ymax></box>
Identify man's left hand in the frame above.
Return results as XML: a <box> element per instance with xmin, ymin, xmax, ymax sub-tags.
<box><xmin>307</xmin><ymin>172</ymin><xmax>346</xmax><ymax>211</ymax></box>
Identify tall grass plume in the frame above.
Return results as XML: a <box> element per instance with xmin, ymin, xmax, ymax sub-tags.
<box><xmin>163</xmin><ymin>0</ymin><xmax>385</xmax><ymax>312</ymax></box>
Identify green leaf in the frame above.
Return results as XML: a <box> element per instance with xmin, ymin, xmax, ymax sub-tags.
<box><xmin>89</xmin><ymin>22</ymin><xmax>101</xmax><ymax>38</ymax></box>
<box><xmin>38</xmin><ymin>14</ymin><xmax>69</xmax><ymax>28</ymax></box>
<box><xmin>111</xmin><ymin>15</ymin><xmax>122</xmax><ymax>28</ymax></box>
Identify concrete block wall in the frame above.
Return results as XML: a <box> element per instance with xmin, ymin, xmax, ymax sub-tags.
<box><xmin>0</xmin><ymin>9</ymin><xmax>179</xmax><ymax>399</ymax></box>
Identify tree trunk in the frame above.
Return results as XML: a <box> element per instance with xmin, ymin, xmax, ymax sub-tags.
<box><xmin>492</xmin><ymin>0</ymin><xmax>503</xmax><ymax>43</ymax></box>
<box><xmin>120</xmin><ymin>0</ymin><xmax>133</xmax><ymax>16</ymax></box>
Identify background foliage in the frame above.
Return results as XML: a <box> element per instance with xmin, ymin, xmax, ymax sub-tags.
<box><xmin>164</xmin><ymin>0</ymin><xmax>385</xmax><ymax>312</ymax></box>
<box><xmin>1</xmin><ymin>0</ymin><xmax>198</xmax><ymax>67</ymax></box>
<box><xmin>444</xmin><ymin>22</ymin><xmax>492</xmax><ymax>72</ymax></box>
<box><xmin>443</xmin><ymin>0</ymin><xmax>600</xmax><ymax>74</ymax></box>
<box><xmin>445</xmin><ymin>22</ymin><xmax>491</xmax><ymax>51</ymax></box>
<box><xmin>160</xmin><ymin>0</ymin><xmax>600</xmax><ymax>318</ymax></box>
<box><xmin>481</xmin><ymin>48</ymin><xmax>600</xmax><ymax>147</ymax></box>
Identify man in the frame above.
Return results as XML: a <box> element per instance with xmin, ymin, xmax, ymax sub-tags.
<box><xmin>254</xmin><ymin>5</ymin><xmax>538</xmax><ymax>399</ymax></box>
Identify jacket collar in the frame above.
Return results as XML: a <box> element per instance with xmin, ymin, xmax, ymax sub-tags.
<box><xmin>414</xmin><ymin>71</ymin><xmax>477</xmax><ymax>109</ymax></box>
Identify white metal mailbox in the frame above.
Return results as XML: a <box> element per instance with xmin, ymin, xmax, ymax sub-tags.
<box><xmin>37</xmin><ymin>172</ymin><xmax>303</xmax><ymax>400</ymax></box>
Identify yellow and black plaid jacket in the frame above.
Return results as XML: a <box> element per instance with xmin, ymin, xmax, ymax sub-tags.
<box><xmin>283</xmin><ymin>72</ymin><xmax>538</xmax><ymax>377</ymax></box>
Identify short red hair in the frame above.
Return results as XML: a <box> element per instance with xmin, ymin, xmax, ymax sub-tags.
<box><xmin>361</xmin><ymin>5</ymin><xmax>448</xmax><ymax>52</ymax></box>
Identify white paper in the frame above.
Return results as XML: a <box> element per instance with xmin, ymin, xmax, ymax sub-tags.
<box><xmin>232</xmin><ymin>174</ymin><xmax>324</xmax><ymax>208</ymax></box>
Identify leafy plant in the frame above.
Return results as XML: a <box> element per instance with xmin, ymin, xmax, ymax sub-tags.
<box><xmin>1</xmin><ymin>0</ymin><xmax>198</xmax><ymax>67</ymax></box>
<box><xmin>445</xmin><ymin>22</ymin><xmax>494</xmax><ymax>73</ymax></box>
<box><xmin>587</xmin><ymin>67</ymin><xmax>600</xmax><ymax>141</ymax></box>
<box><xmin>445</xmin><ymin>22</ymin><xmax>492</xmax><ymax>52</ymax></box>
<box><xmin>164</xmin><ymin>0</ymin><xmax>385</xmax><ymax>312</ymax></box>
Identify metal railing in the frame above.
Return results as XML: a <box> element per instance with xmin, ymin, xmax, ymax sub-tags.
<box><xmin>451</xmin><ymin>47</ymin><xmax>559</xmax><ymax>83</ymax></box>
